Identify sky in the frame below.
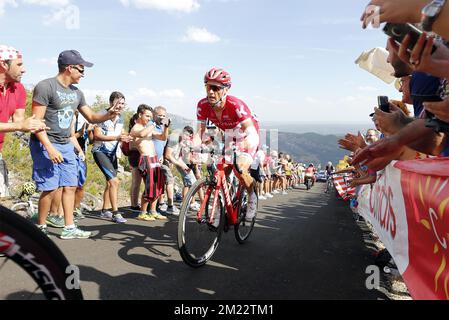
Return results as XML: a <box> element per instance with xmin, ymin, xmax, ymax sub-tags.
<box><xmin>0</xmin><ymin>0</ymin><xmax>401</xmax><ymax>123</ymax></box>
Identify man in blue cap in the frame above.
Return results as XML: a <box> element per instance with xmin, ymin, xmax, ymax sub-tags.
<box><xmin>31</xmin><ymin>50</ymin><xmax>121</xmax><ymax>239</ymax></box>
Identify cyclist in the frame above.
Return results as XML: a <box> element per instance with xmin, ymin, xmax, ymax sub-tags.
<box><xmin>304</xmin><ymin>163</ymin><xmax>316</xmax><ymax>188</ymax></box>
<box><xmin>194</xmin><ymin>68</ymin><xmax>260</xmax><ymax>222</ymax></box>
<box><xmin>325</xmin><ymin>161</ymin><xmax>334</xmax><ymax>178</ymax></box>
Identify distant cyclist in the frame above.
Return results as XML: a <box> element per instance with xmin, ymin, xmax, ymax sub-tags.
<box><xmin>325</xmin><ymin>161</ymin><xmax>334</xmax><ymax>177</ymax></box>
<box><xmin>194</xmin><ymin>68</ymin><xmax>260</xmax><ymax>221</ymax></box>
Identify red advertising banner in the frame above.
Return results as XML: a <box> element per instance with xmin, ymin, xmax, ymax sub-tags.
<box><xmin>358</xmin><ymin>159</ymin><xmax>449</xmax><ymax>300</ymax></box>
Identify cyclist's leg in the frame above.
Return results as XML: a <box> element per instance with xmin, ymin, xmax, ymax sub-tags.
<box><xmin>233</xmin><ymin>153</ymin><xmax>257</xmax><ymax>221</ymax></box>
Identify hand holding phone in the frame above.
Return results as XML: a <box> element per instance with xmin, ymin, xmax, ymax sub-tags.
<box><xmin>383</xmin><ymin>23</ymin><xmax>437</xmax><ymax>54</ymax></box>
<box><xmin>377</xmin><ymin>96</ymin><xmax>390</xmax><ymax>113</ymax></box>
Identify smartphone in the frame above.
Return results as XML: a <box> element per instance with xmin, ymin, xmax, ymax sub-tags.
<box><xmin>377</xmin><ymin>96</ymin><xmax>390</xmax><ymax>113</ymax></box>
<box><xmin>383</xmin><ymin>23</ymin><xmax>437</xmax><ymax>54</ymax></box>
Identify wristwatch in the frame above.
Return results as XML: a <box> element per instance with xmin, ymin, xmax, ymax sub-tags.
<box><xmin>421</xmin><ymin>0</ymin><xmax>447</xmax><ymax>32</ymax></box>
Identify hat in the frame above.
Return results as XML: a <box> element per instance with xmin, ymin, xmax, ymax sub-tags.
<box><xmin>57</xmin><ymin>50</ymin><xmax>93</xmax><ymax>67</ymax></box>
<box><xmin>0</xmin><ymin>45</ymin><xmax>22</xmax><ymax>61</ymax></box>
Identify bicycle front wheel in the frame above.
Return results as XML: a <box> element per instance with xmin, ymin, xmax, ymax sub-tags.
<box><xmin>234</xmin><ymin>188</ymin><xmax>256</xmax><ymax>244</ymax></box>
<box><xmin>177</xmin><ymin>177</ymin><xmax>224</xmax><ymax>268</ymax></box>
<box><xmin>0</xmin><ymin>206</ymin><xmax>83</xmax><ymax>300</ymax></box>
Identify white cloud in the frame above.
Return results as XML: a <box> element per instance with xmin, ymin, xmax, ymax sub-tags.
<box><xmin>22</xmin><ymin>0</ymin><xmax>70</xmax><ymax>7</ymax></box>
<box><xmin>120</xmin><ymin>0</ymin><xmax>200</xmax><ymax>13</ymax></box>
<box><xmin>182</xmin><ymin>27</ymin><xmax>220</xmax><ymax>43</ymax></box>
<box><xmin>0</xmin><ymin>0</ymin><xmax>18</xmax><ymax>16</ymax></box>
<box><xmin>128</xmin><ymin>70</ymin><xmax>137</xmax><ymax>76</ymax></box>
<box><xmin>305</xmin><ymin>97</ymin><xmax>319</xmax><ymax>104</ymax></box>
<box><xmin>37</xmin><ymin>57</ymin><xmax>57</xmax><ymax>66</ymax></box>
<box><xmin>357</xmin><ymin>86</ymin><xmax>378</xmax><ymax>92</ymax></box>
<box><xmin>43</xmin><ymin>5</ymin><xmax>80</xmax><ymax>29</ymax></box>
<box><xmin>136</xmin><ymin>87</ymin><xmax>158</xmax><ymax>98</ymax></box>
<box><xmin>159</xmin><ymin>89</ymin><xmax>185</xmax><ymax>98</ymax></box>
<box><xmin>82</xmin><ymin>89</ymin><xmax>112</xmax><ymax>105</ymax></box>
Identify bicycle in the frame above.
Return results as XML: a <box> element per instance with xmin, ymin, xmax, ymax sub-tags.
<box><xmin>325</xmin><ymin>175</ymin><xmax>334</xmax><ymax>194</ymax></box>
<box><xmin>0</xmin><ymin>205</ymin><xmax>83</xmax><ymax>299</ymax></box>
<box><xmin>177</xmin><ymin>148</ymin><xmax>258</xmax><ymax>268</ymax></box>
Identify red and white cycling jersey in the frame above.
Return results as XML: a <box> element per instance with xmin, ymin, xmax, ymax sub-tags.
<box><xmin>197</xmin><ymin>95</ymin><xmax>260</xmax><ymax>133</ymax></box>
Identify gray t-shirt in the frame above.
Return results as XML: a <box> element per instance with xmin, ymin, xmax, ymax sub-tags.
<box><xmin>32</xmin><ymin>77</ymin><xmax>87</xmax><ymax>144</ymax></box>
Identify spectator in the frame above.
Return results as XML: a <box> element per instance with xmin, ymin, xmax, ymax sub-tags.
<box><xmin>130</xmin><ymin>104</ymin><xmax>169</xmax><ymax>221</ymax></box>
<box><xmin>0</xmin><ymin>45</ymin><xmax>47</xmax><ymax>196</ymax></box>
<box><xmin>152</xmin><ymin>106</ymin><xmax>179</xmax><ymax>216</ymax></box>
<box><xmin>165</xmin><ymin>126</ymin><xmax>201</xmax><ymax>210</ymax></box>
<box><xmin>31</xmin><ymin>49</ymin><xmax>122</xmax><ymax>239</ymax></box>
<box><xmin>92</xmin><ymin>91</ymin><xmax>131</xmax><ymax>224</ymax></box>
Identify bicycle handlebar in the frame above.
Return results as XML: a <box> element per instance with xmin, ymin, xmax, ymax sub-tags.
<box><xmin>190</xmin><ymin>145</ymin><xmax>243</xmax><ymax>174</ymax></box>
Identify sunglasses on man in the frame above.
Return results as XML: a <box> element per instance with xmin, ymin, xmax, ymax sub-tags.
<box><xmin>71</xmin><ymin>65</ymin><xmax>85</xmax><ymax>74</ymax></box>
<box><xmin>205</xmin><ymin>84</ymin><xmax>226</xmax><ymax>92</ymax></box>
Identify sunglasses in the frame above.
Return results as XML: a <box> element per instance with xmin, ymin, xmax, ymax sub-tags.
<box><xmin>206</xmin><ymin>84</ymin><xmax>225</xmax><ymax>92</ymax></box>
<box><xmin>71</xmin><ymin>65</ymin><xmax>85</xmax><ymax>74</ymax></box>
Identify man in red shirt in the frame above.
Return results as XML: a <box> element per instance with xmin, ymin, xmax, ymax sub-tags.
<box><xmin>0</xmin><ymin>45</ymin><xmax>47</xmax><ymax>145</ymax></box>
<box><xmin>195</xmin><ymin>68</ymin><xmax>260</xmax><ymax>222</ymax></box>
<box><xmin>0</xmin><ymin>45</ymin><xmax>47</xmax><ymax>196</ymax></box>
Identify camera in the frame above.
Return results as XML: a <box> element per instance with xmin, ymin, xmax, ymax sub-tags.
<box><xmin>377</xmin><ymin>96</ymin><xmax>390</xmax><ymax>113</ymax></box>
<box><xmin>383</xmin><ymin>23</ymin><xmax>437</xmax><ymax>54</ymax></box>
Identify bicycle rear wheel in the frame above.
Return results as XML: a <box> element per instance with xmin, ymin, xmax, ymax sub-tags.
<box><xmin>234</xmin><ymin>188</ymin><xmax>256</xmax><ymax>244</ymax></box>
<box><xmin>0</xmin><ymin>205</ymin><xmax>83</xmax><ymax>300</ymax></box>
<box><xmin>177</xmin><ymin>177</ymin><xmax>224</xmax><ymax>268</ymax></box>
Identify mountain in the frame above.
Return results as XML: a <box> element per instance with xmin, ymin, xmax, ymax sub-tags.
<box><xmin>277</xmin><ymin>131</ymin><xmax>347</xmax><ymax>167</ymax></box>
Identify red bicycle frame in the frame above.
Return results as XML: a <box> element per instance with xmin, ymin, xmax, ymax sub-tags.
<box><xmin>196</xmin><ymin>162</ymin><xmax>243</xmax><ymax>226</ymax></box>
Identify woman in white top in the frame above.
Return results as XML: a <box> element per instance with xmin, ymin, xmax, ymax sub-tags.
<box><xmin>92</xmin><ymin>91</ymin><xmax>131</xmax><ymax>223</ymax></box>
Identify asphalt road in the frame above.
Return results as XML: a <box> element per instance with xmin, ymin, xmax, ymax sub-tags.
<box><xmin>1</xmin><ymin>183</ymin><xmax>387</xmax><ymax>300</ymax></box>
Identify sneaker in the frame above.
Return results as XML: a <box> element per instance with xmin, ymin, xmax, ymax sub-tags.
<box><xmin>46</xmin><ymin>214</ymin><xmax>65</xmax><ymax>228</ymax></box>
<box><xmin>166</xmin><ymin>205</ymin><xmax>180</xmax><ymax>216</ymax></box>
<box><xmin>282</xmin><ymin>191</ymin><xmax>288</xmax><ymax>195</ymax></box>
<box><xmin>148</xmin><ymin>212</ymin><xmax>168</xmax><ymax>220</ymax></box>
<box><xmin>246</xmin><ymin>192</ymin><xmax>257</xmax><ymax>222</ymax></box>
<box><xmin>74</xmin><ymin>208</ymin><xmax>86</xmax><ymax>220</ymax></box>
<box><xmin>137</xmin><ymin>213</ymin><xmax>156</xmax><ymax>221</ymax></box>
<box><xmin>112</xmin><ymin>213</ymin><xmax>127</xmax><ymax>223</ymax></box>
<box><xmin>272</xmin><ymin>190</ymin><xmax>280</xmax><ymax>194</ymax></box>
<box><xmin>259</xmin><ymin>195</ymin><xmax>267</xmax><ymax>200</ymax></box>
<box><xmin>190</xmin><ymin>202</ymin><xmax>201</xmax><ymax>211</ymax></box>
<box><xmin>265</xmin><ymin>193</ymin><xmax>274</xmax><ymax>198</ymax></box>
<box><xmin>37</xmin><ymin>225</ymin><xmax>49</xmax><ymax>236</ymax></box>
<box><xmin>158</xmin><ymin>203</ymin><xmax>168</xmax><ymax>213</ymax></box>
<box><xmin>100</xmin><ymin>210</ymin><xmax>113</xmax><ymax>219</ymax></box>
<box><xmin>60</xmin><ymin>227</ymin><xmax>91</xmax><ymax>240</ymax></box>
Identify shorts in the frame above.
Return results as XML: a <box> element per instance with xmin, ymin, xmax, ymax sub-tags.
<box><xmin>93</xmin><ymin>151</ymin><xmax>118</xmax><ymax>181</ymax></box>
<box><xmin>139</xmin><ymin>155</ymin><xmax>164</xmax><ymax>201</ymax></box>
<box><xmin>76</xmin><ymin>156</ymin><xmax>87</xmax><ymax>188</ymax></box>
<box><xmin>128</xmin><ymin>149</ymin><xmax>140</xmax><ymax>168</ymax></box>
<box><xmin>177</xmin><ymin>165</ymin><xmax>197</xmax><ymax>188</ymax></box>
<box><xmin>250</xmin><ymin>167</ymin><xmax>264</xmax><ymax>183</ymax></box>
<box><xmin>161</xmin><ymin>164</ymin><xmax>174</xmax><ymax>185</ymax></box>
<box><xmin>30</xmin><ymin>139</ymin><xmax>78</xmax><ymax>192</ymax></box>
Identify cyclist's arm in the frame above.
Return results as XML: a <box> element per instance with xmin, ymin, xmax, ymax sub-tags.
<box><xmin>194</xmin><ymin>122</ymin><xmax>206</xmax><ymax>146</ymax></box>
<box><xmin>240</xmin><ymin>119</ymin><xmax>259</xmax><ymax>151</ymax></box>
